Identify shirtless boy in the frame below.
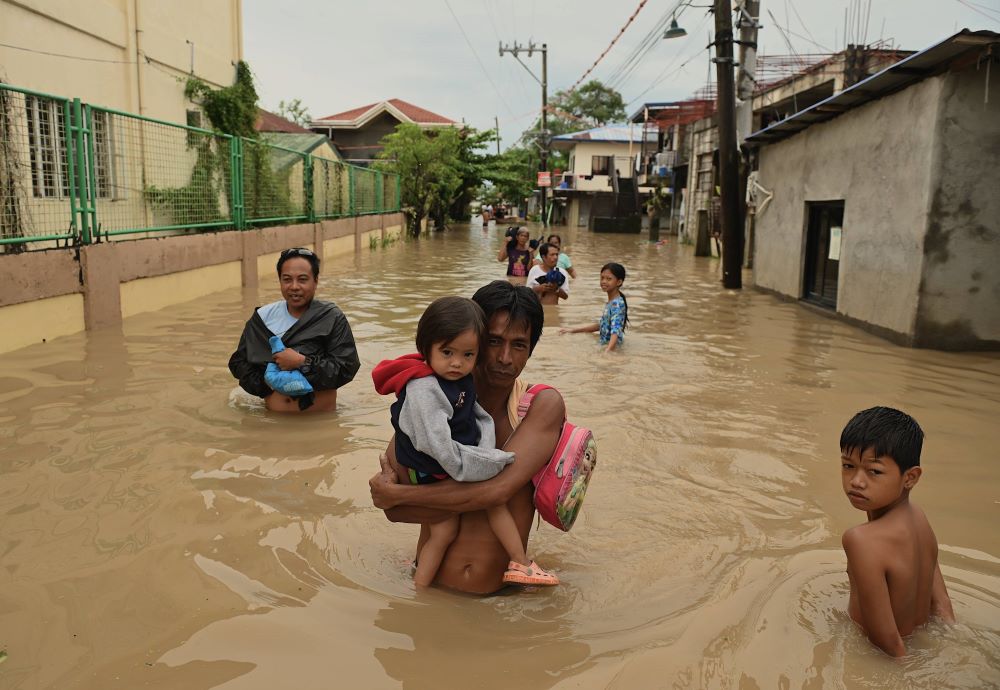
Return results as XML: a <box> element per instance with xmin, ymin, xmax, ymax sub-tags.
<box><xmin>839</xmin><ymin>406</ymin><xmax>955</xmax><ymax>657</ymax></box>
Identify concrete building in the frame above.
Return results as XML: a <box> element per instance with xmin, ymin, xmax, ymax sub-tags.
<box><xmin>0</xmin><ymin>0</ymin><xmax>243</xmax><ymax>123</ymax></box>
<box><xmin>310</xmin><ymin>99</ymin><xmax>457</xmax><ymax>166</ymax></box>
<box><xmin>550</xmin><ymin>124</ymin><xmax>656</xmax><ymax>229</ymax></box>
<box><xmin>747</xmin><ymin>30</ymin><xmax>1000</xmax><ymax>350</ymax></box>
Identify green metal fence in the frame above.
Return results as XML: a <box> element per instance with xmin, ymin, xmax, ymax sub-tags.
<box><xmin>0</xmin><ymin>85</ymin><xmax>80</xmax><ymax>246</ymax></box>
<box><xmin>0</xmin><ymin>82</ymin><xmax>401</xmax><ymax>249</ymax></box>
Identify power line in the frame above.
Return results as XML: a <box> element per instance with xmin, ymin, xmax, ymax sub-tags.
<box><xmin>954</xmin><ymin>0</ymin><xmax>1000</xmax><ymax>22</ymax></box>
<box><xmin>0</xmin><ymin>41</ymin><xmax>137</xmax><ymax>64</ymax></box>
<box><xmin>567</xmin><ymin>0</ymin><xmax>650</xmax><ymax>93</ymax></box>
<box><xmin>442</xmin><ymin>0</ymin><xmax>516</xmax><ymax>119</ymax></box>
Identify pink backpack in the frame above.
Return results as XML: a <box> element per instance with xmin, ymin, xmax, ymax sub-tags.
<box><xmin>517</xmin><ymin>384</ymin><xmax>597</xmax><ymax>531</ymax></box>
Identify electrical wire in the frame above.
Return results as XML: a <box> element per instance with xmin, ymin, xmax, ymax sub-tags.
<box><xmin>442</xmin><ymin>0</ymin><xmax>517</xmax><ymax>119</ymax></box>
<box><xmin>603</xmin><ymin>1</ymin><xmax>685</xmax><ymax>90</ymax></box>
<box><xmin>954</xmin><ymin>0</ymin><xmax>1000</xmax><ymax>22</ymax></box>
<box><xmin>0</xmin><ymin>41</ymin><xmax>137</xmax><ymax>64</ymax></box>
<box><xmin>566</xmin><ymin>0</ymin><xmax>651</xmax><ymax>94</ymax></box>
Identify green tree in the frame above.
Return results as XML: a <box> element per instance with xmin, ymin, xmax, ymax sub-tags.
<box><xmin>375</xmin><ymin>124</ymin><xmax>462</xmax><ymax>236</ymax></box>
<box><xmin>554</xmin><ymin>80</ymin><xmax>627</xmax><ymax>126</ymax></box>
<box><xmin>277</xmin><ymin>98</ymin><xmax>312</xmax><ymax>126</ymax></box>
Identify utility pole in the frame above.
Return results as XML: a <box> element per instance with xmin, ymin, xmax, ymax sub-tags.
<box><xmin>713</xmin><ymin>0</ymin><xmax>743</xmax><ymax>289</ymax></box>
<box><xmin>499</xmin><ymin>41</ymin><xmax>549</xmax><ymax>227</ymax></box>
<box><xmin>495</xmin><ymin>115</ymin><xmax>501</xmax><ymax>155</ymax></box>
<box><xmin>735</xmin><ymin>0</ymin><xmax>760</xmax><ymax>147</ymax></box>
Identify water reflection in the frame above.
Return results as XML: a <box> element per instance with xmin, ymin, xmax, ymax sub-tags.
<box><xmin>0</xmin><ymin>224</ymin><xmax>997</xmax><ymax>688</ymax></box>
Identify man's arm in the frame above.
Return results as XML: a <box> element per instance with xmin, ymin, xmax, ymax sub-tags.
<box><xmin>931</xmin><ymin>562</ymin><xmax>956</xmax><ymax>623</ymax></box>
<box><xmin>843</xmin><ymin>529</ymin><xmax>906</xmax><ymax>657</ymax></box>
<box><xmin>306</xmin><ymin>312</ymin><xmax>361</xmax><ymax>390</ymax></box>
<box><xmin>228</xmin><ymin>328</ymin><xmax>271</xmax><ymax>398</ymax></box>
<box><xmin>371</xmin><ymin>388</ymin><xmax>565</xmax><ymax>520</ymax></box>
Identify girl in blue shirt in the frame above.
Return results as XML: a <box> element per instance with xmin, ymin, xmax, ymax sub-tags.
<box><xmin>559</xmin><ymin>263</ymin><xmax>630</xmax><ymax>352</ymax></box>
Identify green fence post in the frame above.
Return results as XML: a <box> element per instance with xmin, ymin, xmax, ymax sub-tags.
<box><xmin>348</xmin><ymin>166</ymin><xmax>355</xmax><ymax>216</ymax></box>
<box><xmin>62</xmin><ymin>99</ymin><xmax>81</xmax><ymax>244</ymax></box>
<box><xmin>70</xmin><ymin>98</ymin><xmax>91</xmax><ymax>244</ymax></box>
<box><xmin>230</xmin><ymin>137</ymin><xmax>244</xmax><ymax>229</ymax></box>
<box><xmin>82</xmin><ymin>104</ymin><xmax>99</xmax><ymax>238</ymax></box>
<box><xmin>304</xmin><ymin>154</ymin><xmax>315</xmax><ymax>223</ymax></box>
<box><xmin>395</xmin><ymin>173</ymin><xmax>401</xmax><ymax>212</ymax></box>
<box><xmin>375</xmin><ymin>172</ymin><xmax>383</xmax><ymax>214</ymax></box>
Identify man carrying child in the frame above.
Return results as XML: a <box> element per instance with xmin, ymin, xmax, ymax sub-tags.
<box><xmin>369</xmin><ymin>281</ymin><xmax>565</xmax><ymax>594</ymax></box>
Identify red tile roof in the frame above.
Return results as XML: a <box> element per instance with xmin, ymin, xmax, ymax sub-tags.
<box><xmin>255</xmin><ymin>109</ymin><xmax>312</xmax><ymax>134</ymax></box>
<box><xmin>316</xmin><ymin>99</ymin><xmax>455</xmax><ymax>125</ymax></box>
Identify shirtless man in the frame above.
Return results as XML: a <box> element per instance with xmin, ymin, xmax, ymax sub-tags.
<box><xmin>369</xmin><ymin>281</ymin><xmax>564</xmax><ymax>594</ymax></box>
<box><xmin>839</xmin><ymin>406</ymin><xmax>955</xmax><ymax>657</ymax></box>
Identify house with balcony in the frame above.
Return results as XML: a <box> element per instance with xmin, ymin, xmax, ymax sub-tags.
<box><xmin>550</xmin><ymin>124</ymin><xmax>657</xmax><ymax>229</ymax></box>
<box><xmin>309</xmin><ymin>99</ymin><xmax>458</xmax><ymax>166</ymax></box>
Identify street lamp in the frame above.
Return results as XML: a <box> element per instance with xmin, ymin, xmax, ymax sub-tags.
<box><xmin>663</xmin><ymin>17</ymin><xmax>687</xmax><ymax>39</ymax></box>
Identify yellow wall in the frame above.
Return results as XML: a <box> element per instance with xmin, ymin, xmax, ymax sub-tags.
<box><xmin>323</xmin><ymin>236</ymin><xmax>354</xmax><ymax>259</ymax></box>
<box><xmin>120</xmin><ymin>261</ymin><xmax>241</xmax><ymax>319</ymax></box>
<box><xmin>0</xmin><ymin>294</ymin><xmax>85</xmax><ymax>355</ymax></box>
<box><xmin>0</xmin><ymin>0</ymin><xmax>242</xmax><ymax>123</ymax></box>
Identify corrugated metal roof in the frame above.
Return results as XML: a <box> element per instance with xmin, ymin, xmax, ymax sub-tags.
<box><xmin>747</xmin><ymin>29</ymin><xmax>1000</xmax><ymax>146</ymax></box>
<box><xmin>551</xmin><ymin>123</ymin><xmax>657</xmax><ymax>149</ymax></box>
<box><xmin>261</xmin><ymin>133</ymin><xmax>338</xmax><ymax>169</ymax></box>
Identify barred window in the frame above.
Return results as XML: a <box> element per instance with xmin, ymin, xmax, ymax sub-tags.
<box><xmin>26</xmin><ymin>96</ymin><xmax>121</xmax><ymax>200</ymax></box>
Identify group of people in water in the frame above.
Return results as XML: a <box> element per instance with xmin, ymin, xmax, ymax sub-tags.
<box><xmin>226</xmin><ymin>226</ymin><xmax>955</xmax><ymax>658</ymax></box>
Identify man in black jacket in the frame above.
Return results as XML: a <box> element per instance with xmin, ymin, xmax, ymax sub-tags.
<box><xmin>229</xmin><ymin>247</ymin><xmax>360</xmax><ymax>412</ymax></box>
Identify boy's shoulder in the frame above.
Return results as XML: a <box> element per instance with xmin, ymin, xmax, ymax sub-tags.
<box><xmin>842</xmin><ymin>503</ymin><xmax>928</xmax><ymax>557</ymax></box>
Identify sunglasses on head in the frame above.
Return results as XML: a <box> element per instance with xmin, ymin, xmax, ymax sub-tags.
<box><xmin>280</xmin><ymin>247</ymin><xmax>315</xmax><ymax>258</ymax></box>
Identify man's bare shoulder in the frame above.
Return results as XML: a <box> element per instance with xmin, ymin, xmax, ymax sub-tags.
<box><xmin>522</xmin><ymin>385</ymin><xmax>566</xmax><ymax>422</ymax></box>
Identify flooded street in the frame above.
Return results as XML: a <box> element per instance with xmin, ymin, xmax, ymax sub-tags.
<box><xmin>1</xmin><ymin>224</ymin><xmax>998</xmax><ymax>689</ymax></box>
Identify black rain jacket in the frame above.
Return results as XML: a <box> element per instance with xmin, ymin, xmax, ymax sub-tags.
<box><xmin>228</xmin><ymin>299</ymin><xmax>360</xmax><ymax>409</ymax></box>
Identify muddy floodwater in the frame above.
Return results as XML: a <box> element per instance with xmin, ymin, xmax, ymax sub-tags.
<box><xmin>1</xmin><ymin>224</ymin><xmax>998</xmax><ymax>689</ymax></box>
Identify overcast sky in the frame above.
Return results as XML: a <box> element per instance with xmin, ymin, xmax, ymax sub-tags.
<box><xmin>243</xmin><ymin>0</ymin><xmax>999</xmax><ymax>147</ymax></box>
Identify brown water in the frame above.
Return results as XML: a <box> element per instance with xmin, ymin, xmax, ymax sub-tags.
<box><xmin>1</xmin><ymin>225</ymin><xmax>998</xmax><ymax>690</ymax></box>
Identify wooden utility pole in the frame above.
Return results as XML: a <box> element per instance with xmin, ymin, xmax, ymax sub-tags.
<box><xmin>713</xmin><ymin>0</ymin><xmax>744</xmax><ymax>289</ymax></box>
<box><xmin>495</xmin><ymin>115</ymin><xmax>501</xmax><ymax>155</ymax></box>
<box><xmin>499</xmin><ymin>41</ymin><xmax>549</xmax><ymax>226</ymax></box>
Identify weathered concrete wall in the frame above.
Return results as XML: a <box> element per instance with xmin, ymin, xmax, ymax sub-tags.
<box><xmin>0</xmin><ymin>212</ymin><xmax>404</xmax><ymax>354</ymax></box>
<box><xmin>753</xmin><ymin>76</ymin><xmax>943</xmax><ymax>339</ymax></box>
<box><xmin>914</xmin><ymin>66</ymin><xmax>1000</xmax><ymax>349</ymax></box>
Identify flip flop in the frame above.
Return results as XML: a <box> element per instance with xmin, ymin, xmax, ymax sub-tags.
<box><xmin>502</xmin><ymin>560</ymin><xmax>559</xmax><ymax>586</ymax></box>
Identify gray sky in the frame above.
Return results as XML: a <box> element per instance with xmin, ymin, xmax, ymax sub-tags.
<box><xmin>243</xmin><ymin>0</ymin><xmax>999</xmax><ymax>148</ymax></box>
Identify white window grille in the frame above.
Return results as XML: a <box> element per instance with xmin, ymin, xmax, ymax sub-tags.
<box><xmin>26</xmin><ymin>96</ymin><xmax>122</xmax><ymax>200</ymax></box>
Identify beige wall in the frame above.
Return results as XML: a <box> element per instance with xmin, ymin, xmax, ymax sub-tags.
<box><xmin>0</xmin><ymin>0</ymin><xmax>243</xmax><ymax>121</ymax></box>
<box><xmin>753</xmin><ymin>78</ymin><xmax>943</xmax><ymax>339</ymax></box>
<box><xmin>565</xmin><ymin>142</ymin><xmax>637</xmax><ymax>192</ymax></box>
<box><xmin>0</xmin><ymin>212</ymin><xmax>404</xmax><ymax>355</ymax></box>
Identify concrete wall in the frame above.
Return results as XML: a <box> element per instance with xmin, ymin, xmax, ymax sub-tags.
<box><xmin>914</xmin><ymin>65</ymin><xmax>1000</xmax><ymax>349</ymax></box>
<box><xmin>0</xmin><ymin>0</ymin><xmax>242</xmax><ymax>122</ymax></box>
<box><xmin>0</xmin><ymin>212</ymin><xmax>404</xmax><ymax>354</ymax></box>
<box><xmin>565</xmin><ymin>141</ymin><xmax>637</xmax><ymax>192</ymax></box>
<box><xmin>753</xmin><ymin>76</ymin><xmax>943</xmax><ymax>340</ymax></box>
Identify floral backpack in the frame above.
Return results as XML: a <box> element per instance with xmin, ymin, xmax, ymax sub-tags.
<box><xmin>516</xmin><ymin>384</ymin><xmax>597</xmax><ymax>531</ymax></box>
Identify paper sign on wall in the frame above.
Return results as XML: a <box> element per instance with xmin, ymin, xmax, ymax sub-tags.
<box><xmin>828</xmin><ymin>226</ymin><xmax>842</xmax><ymax>261</ymax></box>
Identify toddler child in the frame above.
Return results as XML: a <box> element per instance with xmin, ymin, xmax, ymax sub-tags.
<box><xmin>372</xmin><ymin>296</ymin><xmax>559</xmax><ymax>588</ymax></box>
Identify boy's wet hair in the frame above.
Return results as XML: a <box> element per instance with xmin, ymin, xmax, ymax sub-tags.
<box><xmin>471</xmin><ymin>280</ymin><xmax>544</xmax><ymax>353</ymax></box>
<box><xmin>840</xmin><ymin>406</ymin><xmax>924</xmax><ymax>471</ymax></box>
<box><xmin>415</xmin><ymin>296</ymin><xmax>488</xmax><ymax>363</ymax></box>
